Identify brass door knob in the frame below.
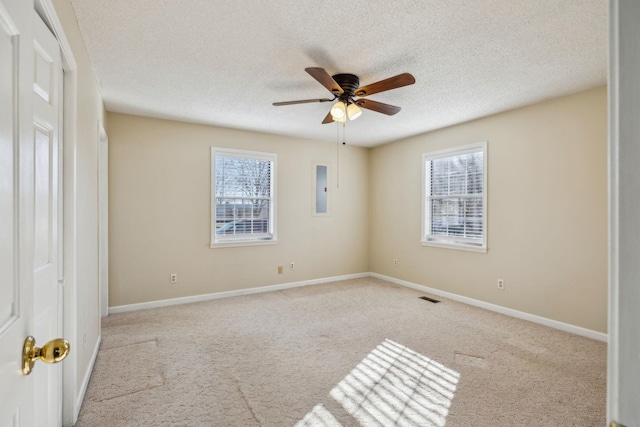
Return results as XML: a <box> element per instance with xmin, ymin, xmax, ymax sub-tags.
<box><xmin>22</xmin><ymin>336</ymin><xmax>70</xmax><ymax>375</ymax></box>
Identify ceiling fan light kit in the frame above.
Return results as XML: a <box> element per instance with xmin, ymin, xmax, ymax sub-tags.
<box><xmin>273</xmin><ymin>67</ymin><xmax>415</xmax><ymax>124</ymax></box>
<box><xmin>331</xmin><ymin>101</ymin><xmax>346</xmax><ymax>121</ymax></box>
<box><xmin>346</xmin><ymin>103</ymin><xmax>362</xmax><ymax>120</ymax></box>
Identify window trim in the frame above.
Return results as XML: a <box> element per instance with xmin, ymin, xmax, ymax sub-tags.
<box><xmin>210</xmin><ymin>147</ymin><xmax>277</xmax><ymax>248</ymax></box>
<box><xmin>421</xmin><ymin>142</ymin><xmax>487</xmax><ymax>253</ymax></box>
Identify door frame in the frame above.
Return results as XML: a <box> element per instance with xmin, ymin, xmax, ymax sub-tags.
<box><xmin>33</xmin><ymin>0</ymin><xmax>80</xmax><ymax>424</ymax></box>
<box><xmin>608</xmin><ymin>1</ymin><xmax>640</xmax><ymax>425</ymax></box>
<box><xmin>98</xmin><ymin>122</ymin><xmax>108</xmax><ymax>318</ymax></box>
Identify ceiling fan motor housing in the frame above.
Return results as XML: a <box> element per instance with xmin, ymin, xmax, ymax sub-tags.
<box><xmin>332</xmin><ymin>73</ymin><xmax>360</xmax><ymax>98</ymax></box>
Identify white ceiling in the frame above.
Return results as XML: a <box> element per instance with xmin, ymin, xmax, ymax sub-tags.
<box><xmin>70</xmin><ymin>0</ymin><xmax>608</xmax><ymax>147</ymax></box>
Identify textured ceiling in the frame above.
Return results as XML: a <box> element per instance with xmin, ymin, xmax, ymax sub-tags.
<box><xmin>70</xmin><ymin>0</ymin><xmax>608</xmax><ymax>147</ymax></box>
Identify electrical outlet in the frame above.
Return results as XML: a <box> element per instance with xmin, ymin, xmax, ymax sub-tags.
<box><xmin>497</xmin><ymin>279</ymin><xmax>505</xmax><ymax>290</ymax></box>
<box><xmin>289</xmin><ymin>262</ymin><xmax>295</xmax><ymax>270</ymax></box>
<box><xmin>277</xmin><ymin>266</ymin><xmax>283</xmax><ymax>274</ymax></box>
<box><xmin>170</xmin><ymin>273</ymin><xmax>178</xmax><ymax>284</ymax></box>
<box><xmin>393</xmin><ymin>258</ymin><xmax>398</xmax><ymax>268</ymax></box>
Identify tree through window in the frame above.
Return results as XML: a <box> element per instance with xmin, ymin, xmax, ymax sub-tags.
<box><xmin>211</xmin><ymin>148</ymin><xmax>276</xmax><ymax>247</ymax></box>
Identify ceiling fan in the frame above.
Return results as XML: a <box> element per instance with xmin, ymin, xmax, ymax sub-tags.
<box><xmin>273</xmin><ymin>67</ymin><xmax>416</xmax><ymax>124</ymax></box>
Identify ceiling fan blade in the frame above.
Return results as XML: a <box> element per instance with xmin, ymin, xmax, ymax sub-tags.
<box><xmin>321</xmin><ymin>111</ymin><xmax>335</xmax><ymax>124</ymax></box>
<box><xmin>273</xmin><ymin>98</ymin><xmax>333</xmax><ymax>106</ymax></box>
<box><xmin>305</xmin><ymin>67</ymin><xmax>344</xmax><ymax>95</ymax></box>
<box><xmin>354</xmin><ymin>73</ymin><xmax>415</xmax><ymax>97</ymax></box>
<box><xmin>355</xmin><ymin>99</ymin><xmax>401</xmax><ymax>115</ymax></box>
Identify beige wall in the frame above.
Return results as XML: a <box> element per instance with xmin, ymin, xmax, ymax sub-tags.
<box><xmin>109</xmin><ymin>87</ymin><xmax>607</xmax><ymax>333</ymax></box>
<box><xmin>369</xmin><ymin>86</ymin><xmax>608</xmax><ymax>332</ymax></box>
<box><xmin>108</xmin><ymin>113</ymin><xmax>369</xmax><ymax>306</ymax></box>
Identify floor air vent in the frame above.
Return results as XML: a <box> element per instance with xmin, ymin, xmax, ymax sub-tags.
<box><xmin>419</xmin><ymin>296</ymin><xmax>440</xmax><ymax>303</ymax></box>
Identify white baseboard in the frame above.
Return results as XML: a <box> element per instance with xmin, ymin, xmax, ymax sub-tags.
<box><xmin>109</xmin><ymin>273</ymin><xmax>369</xmax><ymax>314</ymax></box>
<box><xmin>371</xmin><ymin>272</ymin><xmax>608</xmax><ymax>343</ymax></box>
<box><xmin>76</xmin><ymin>335</ymin><xmax>101</xmax><ymax>414</ymax></box>
<box><xmin>109</xmin><ymin>272</ymin><xmax>607</xmax><ymax>343</ymax></box>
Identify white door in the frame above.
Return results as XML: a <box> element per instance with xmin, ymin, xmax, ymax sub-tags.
<box><xmin>32</xmin><ymin>8</ymin><xmax>63</xmax><ymax>427</ymax></box>
<box><xmin>0</xmin><ymin>1</ymin><xmax>64</xmax><ymax>425</ymax></box>
<box><xmin>0</xmin><ymin>1</ymin><xmax>37</xmax><ymax>425</ymax></box>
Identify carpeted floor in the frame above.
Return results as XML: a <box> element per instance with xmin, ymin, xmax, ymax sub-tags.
<box><xmin>75</xmin><ymin>277</ymin><xmax>606</xmax><ymax>426</ymax></box>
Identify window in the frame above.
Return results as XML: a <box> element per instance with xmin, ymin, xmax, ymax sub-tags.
<box><xmin>211</xmin><ymin>147</ymin><xmax>276</xmax><ymax>247</ymax></box>
<box><xmin>422</xmin><ymin>142</ymin><xmax>487</xmax><ymax>252</ymax></box>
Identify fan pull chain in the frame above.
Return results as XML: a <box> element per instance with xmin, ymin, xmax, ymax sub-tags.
<box><xmin>336</xmin><ymin>120</ymin><xmax>347</xmax><ymax>188</ymax></box>
<box><xmin>342</xmin><ymin>121</ymin><xmax>346</xmax><ymax>145</ymax></box>
<box><xmin>336</xmin><ymin>121</ymin><xmax>340</xmax><ymax>189</ymax></box>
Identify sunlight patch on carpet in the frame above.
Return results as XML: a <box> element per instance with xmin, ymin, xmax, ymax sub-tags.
<box><xmin>329</xmin><ymin>339</ymin><xmax>460</xmax><ymax>427</ymax></box>
<box><xmin>295</xmin><ymin>404</ymin><xmax>342</xmax><ymax>427</ymax></box>
<box><xmin>296</xmin><ymin>339</ymin><xmax>460</xmax><ymax>426</ymax></box>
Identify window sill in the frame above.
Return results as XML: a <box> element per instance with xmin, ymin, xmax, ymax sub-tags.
<box><xmin>210</xmin><ymin>239</ymin><xmax>278</xmax><ymax>249</ymax></box>
<box><xmin>421</xmin><ymin>240</ymin><xmax>487</xmax><ymax>253</ymax></box>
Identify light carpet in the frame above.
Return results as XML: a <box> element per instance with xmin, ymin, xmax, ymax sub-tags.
<box><xmin>75</xmin><ymin>277</ymin><xmax>606</xmax><ymax>426</ymax></box>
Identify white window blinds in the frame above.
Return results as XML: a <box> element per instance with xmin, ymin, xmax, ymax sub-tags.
<box><xmin>211</xmin><ymin>148</ymin><xmax>276</xmax><ymax>246</ymax></box>
<box><xmin>423</xmin><ymin>143</ymin><xmax>486</xmax><ymax>251</ymax></box>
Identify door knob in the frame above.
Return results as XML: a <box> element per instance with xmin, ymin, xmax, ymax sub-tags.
<box><xmin>22</xmin><ymin>336</ymin><xmax>70</xmax><ymax>375</ymax></box>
